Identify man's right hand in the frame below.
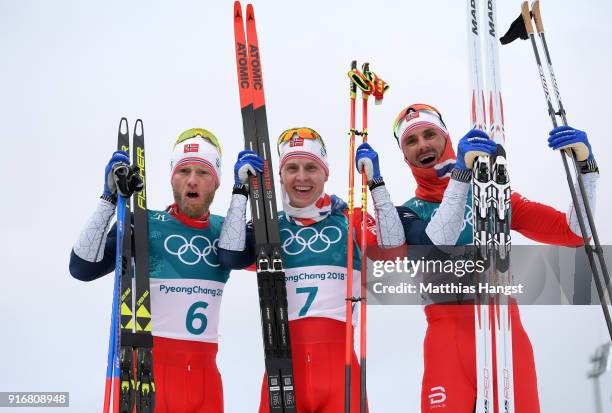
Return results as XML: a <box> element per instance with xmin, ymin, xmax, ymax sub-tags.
<box><xmin>234</xmin><ymin>150</ymin><xmax>264</xmax><ymax>186</ymax></box>
<box><xmin>103</xmin><ymin>151</ymin><xmax>143</xmax><ymax>199</ymax></box>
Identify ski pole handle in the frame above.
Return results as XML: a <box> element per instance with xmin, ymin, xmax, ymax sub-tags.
<box><xmin>349</xmin><ymin>60</ymin><xmax>358</xmax><ymax>99</ymax></box>
<box><xmin>363</xmin><ymin>62</ymin><xmax>389</xmax><ymax>104</ymax></box>
<box><xmin>531</xmin><ymin>0</ymin><xmax>544</xmax><ymax>34</ymax></box>
<box><xmin>348</xmin><ymin>68</ymin><xmax>371</xmax><ymax>94</ymax></box>
<box><xmin>521</xmin><ymin>2</ymin><xmax>534</xmax><ymax>34</ymax></box>
<box><xmin>361</xmin><ymin>62</ymin><xmax>371</xmax><ymax>101</ymax></box>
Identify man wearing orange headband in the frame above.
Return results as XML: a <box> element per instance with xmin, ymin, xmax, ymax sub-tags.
<box><xmin>218</xmin><ymin>126</ymin><xmax>488</xmax><ymax>412</ymax></box>
<box><xmin>385</xmin><ymin>103</ymin><xmax>599</xmax><ymax>413</ymax></box>
<box><xmin>70</xmin><ymin>128</ymin><xmax>234</xmax><ymax>412</ymax></box>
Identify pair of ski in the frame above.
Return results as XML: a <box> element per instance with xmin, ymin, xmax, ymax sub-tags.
<box><xmin>467</xmin><ymin>0</ymin><xmax>514</xmax><ymax>412</ymax></box>
<box><xmin>104</xmin><ymin>118</ymin><xmax>155</xmax><ymax>413</ymax></box>
<box><xmin>233</xmin><ymin>3</ymin><xmax>296</xmax><ymax>412</ymax></box>
<box><xmin>500</xmin><ymin>1</ymin><xmax>612</xmax><ymax>341</ymax></box>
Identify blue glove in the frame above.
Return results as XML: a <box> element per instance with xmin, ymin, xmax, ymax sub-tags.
<box><xmin>355</xmin><ymin>142</ymin><xmax>381</xmax><ymax>181</ymax></box>
<box><xmin>234</xmin><ymin>150</ymin><xmax>264</xmax><ymax>186</ymax></box>
<box><xmin>548</xmin><ymin>125</ymin><xmax>593</xmax><ymax>162</ymax></box>
<box><xmin>456</xmin><ymin>129</ymin><xmax>498</xmax><ymax>171</ymax></box>
<box><xmin>103</xmin><ymin>150</ymin><xmax>130</xmax><ymax>197</ymax></box>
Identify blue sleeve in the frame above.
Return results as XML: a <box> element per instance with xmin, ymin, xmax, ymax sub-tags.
<box><xmin>218</xmin><ymin>223</ymin><xmax>256</xmax><ymax>269</ymax></box>
<box><xmin>69</xmin><ymin>223</ymin><xmax>117</xmax><ymax>281</ymax></box>
<box><xmin>396</xmin><ymin>206</ymin><xmax>433</xmax><ymax>245</ymax></box>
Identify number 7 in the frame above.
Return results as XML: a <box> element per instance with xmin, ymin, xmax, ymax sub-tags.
<box><xmin>296</xmin><ymin>286</ymin><xmax>318</xmax><ymax>317</ymax></box>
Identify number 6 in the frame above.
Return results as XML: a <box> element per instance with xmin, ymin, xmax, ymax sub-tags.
<box><xmin>186</xmin><ymin>301</ymin><xmax>209</xmax><ymax>335</ymax></box>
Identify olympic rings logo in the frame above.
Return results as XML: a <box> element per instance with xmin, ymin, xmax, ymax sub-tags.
<box><xmin>432</xmin><ymin>204</ymin><xmax>472</xmax><ymax>232</ymax></box>
<box><xmin>280</xmin><ymin>226</ymin><xmax>342</xmax><ymax>255</ymax></box>
<box><xmin>164</xmin><ymin>235</ymin><xmax>220</xmax><ymax>267</ymax></box>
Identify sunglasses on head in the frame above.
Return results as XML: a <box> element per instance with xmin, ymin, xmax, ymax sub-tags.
<box><xmin>393</xmin><ymin>104</ymin><xmax>447</xmax><ymax>142</ymax></box>
<box><xmin>277</xmin><ymin>127</ymin><xmax>325</xmax><ymax>154</ymax></box>
<box><xmin>175</xmin><ymin>128</ymin><xmax>222</xmax><ymax>156</ymax></box>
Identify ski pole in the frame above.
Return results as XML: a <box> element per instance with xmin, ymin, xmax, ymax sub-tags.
<box><xmin>346</xmin><ymin>60</ymin><xmax>389</xmax><ymax>412</ymax></box>
<box><xmin>118</xmin><ymin>118</ymin><xmax>135</xmax><ymax>413</ymax></box>
<box><xmin>359</xmin><ymin>62</ymin><xmax>369</xmax><ymax>413</ymax></box>
<box><xmin>356</xmin><ymin>62</ymin><xmax>389</xmax><ymax>413</ymax></box>
<box><xmin>344</xmin><ymin>59</ymin><xmax>358</xmax><ymax>413</ymax></box>
<box><xmin>104</xmin><ymin>118</ymin><xmax>130</xmax><ymax>413</ymax></box>
<box><xmin>530</xmin><ymin>0</ymin><xmax>612</xmax><ymax>313</ymax></box>
<box><xmin>518</xmin><ymin>1</ymin><xmax>612</xmax><ymax>340</ymax></box>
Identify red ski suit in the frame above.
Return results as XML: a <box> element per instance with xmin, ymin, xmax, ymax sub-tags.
<box><xmin>420</xmin><ymin>192</ymin><xmax>583</xmax><ymax>413</ymax></box>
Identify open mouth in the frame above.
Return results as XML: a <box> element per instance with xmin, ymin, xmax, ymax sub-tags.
<box><xmin>419</xmin><ymin>153</ymin><xmax>437</xmax><ymax>167</ymax></box>
<box><xmin>293</xmin><ymin>186</ymin><xmax>313</xmax><ymax>195</ymax></box>
<box><xmin>185</xmin><ymin>191</ymin><xmax>200</xmax><ymax>200</ymax></box>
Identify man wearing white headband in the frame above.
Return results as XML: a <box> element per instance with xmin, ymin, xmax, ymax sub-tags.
<box><xmin>168</xmin><ymin>128</ymin><xmax>223</xmax><ymax>223</ymax></box>
<box><xmin>70</xmin><ymin>127</ymin><xmax>233</xmax><ymax>412</ymax></box>
<box><xmin>383</xmin><ymin>102</ymin><xmax>600</xmax><ymax>412</ymax></box>
<box><xmin>218</xmin><ymin>126</ymin><xmax>477</xmax><ymax>412</ymax></box>
<box><xmin>277</xmin><ymin>131</ymin><xmax>331</xmax><ymax>224</ymax></box>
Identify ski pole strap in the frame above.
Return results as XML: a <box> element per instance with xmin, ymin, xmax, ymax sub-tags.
<box><xmin>348</xmin><ymin>68</ymin><xmax>372</xmax><ymax>94</ymax></box>
<box><xmin>364</xmin><ymin>70</ymin><xmax>389</xmax><ymax>104</ymax></box>
<box><xmin>347</xmin><ymin>66</ymin><xmax>390</xmax><ymax>103</ymax></box>
<box><xmin>113</xmin><ymin>164</ymin><xmax>144</xmax><ymax>198</ymax></box>
<box><xmin>349</xmin><ymin>128</ymin><xmax>367</xmax><ymax>137</ymax></box>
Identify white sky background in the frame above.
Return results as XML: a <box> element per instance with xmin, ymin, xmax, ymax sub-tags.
<box><xmin>1</xmin><ymin>0</ymin><xmax>611</xmax><ymax>411</ymax></box>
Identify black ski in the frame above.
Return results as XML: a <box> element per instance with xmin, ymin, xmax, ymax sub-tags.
<box><xmin>118</xmin><ymin>119</ymin><xmax>155</xmax><ymax>413</ymax></box>
<box><xmin>131</xmin><ymin>120</ymin><xmax>155</xmax><ymax>413</ymax></box>
<box><xmin>233</xmin><ymin>2</ymin><xmax>296</xmax><ymax>412</ymax></box>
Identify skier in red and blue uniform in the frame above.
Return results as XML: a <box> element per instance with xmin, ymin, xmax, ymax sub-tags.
<box><xmin>383</xmin><ymin>103</ymin><xmax>598</xmax><ymax>413</ymax></box>
<box><xmin>70</xmin><ymin>128</ymin><xmax>231</xmax><ymax>413</ymax></box>
<box><xmin>219</xmin><ymin>126</ymin><xmax>490</xmax><ymax>412</ymax></box>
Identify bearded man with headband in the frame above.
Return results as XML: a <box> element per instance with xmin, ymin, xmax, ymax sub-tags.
<box><xmin>70</xmin><ymin>128</ymin><xmax>236</xmax><ymax>412</ymax></box>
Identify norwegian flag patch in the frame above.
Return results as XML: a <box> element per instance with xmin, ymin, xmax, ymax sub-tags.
<box><xmin>407</xmin><ymin>111</ymin><xmax>420</xmax><ymax>121</ymax></box>
<box><xmin>184</xmin><ymin>143</ymin><xmax>199</xmax><ymax>153</ymax></box>
<box><xmin>289</xmin><ymin>136</ymin><xmax>304</xmax><ymax>147</ymax></box>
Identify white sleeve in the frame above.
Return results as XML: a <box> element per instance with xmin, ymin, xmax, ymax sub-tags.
<box><xmin>73</xmin><ymin>198</ymin><xmax>116</xmax><ymax>262</ymax></box>
<box><xmin>426</xmin><ymin>179</ymin><xmax>469</xmax><ymax>246</ymax></box>
<box><xmin>567</xmin><ymin>172</ymin><xmax>599</xmax><ymax>238</ymax></box>
<box><xmin>370</xmin><ymin>184</ymin><xmax>406</xmax><ymax>248</ymax></box>
<box><xmin>219</xmin><ymin>193</ymin><xmax>248</xmax><ymax>251</ymax></box>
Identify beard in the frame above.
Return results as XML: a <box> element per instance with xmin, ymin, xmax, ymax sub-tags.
<box><xmin>173</xmin><ymin>188</ymin><xmax>216</xmax><ymax>218</ymax></box>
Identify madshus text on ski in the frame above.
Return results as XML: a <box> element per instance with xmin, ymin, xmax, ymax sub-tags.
<box><xmin>68</xmin><ymin>1</ymin><xmax>608</xmax><ymax>412</ymax></box>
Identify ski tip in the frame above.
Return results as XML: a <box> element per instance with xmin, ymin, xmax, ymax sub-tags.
<box><xmin>134</xmin><ymin>119</ymin><xmax>144</xmax><ymax>137</ymax></box>
<box><xmin>246</xmin><ymin>3</ymin><xmax>254</xmax><ymax>21</ymax></box>
<box><xmin>234</xmin><ymin>1</ymin><xmax>242</xmax><ymax>18</ymax></box>
<box><xmin>351</xmin><ymin>60</ymin><xmax>357</xmax><ymax>69</ymax></box>
<box><xmin>119</xmin><ymin>117</ymin><xmax>129</xmax><ymax>136</ymax></box>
